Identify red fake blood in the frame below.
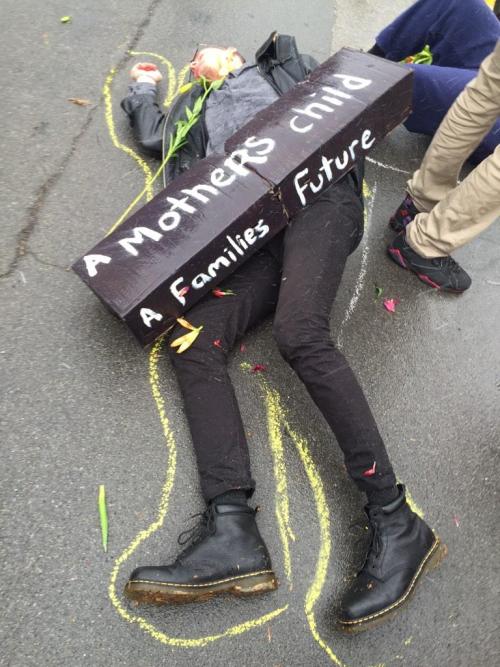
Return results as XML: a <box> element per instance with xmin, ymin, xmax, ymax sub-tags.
<box><xmin>362</xmin><ymin>461</ymin><xmax>377</xmax><ymax>477</ymax></box>
<box><xmin>251</xmin><ymin>364</ymin><xmax>267</xmax><ymax>373</ymax></box>
<box><xmin>138</xmin><ymin>64</ymin><xmax>158</xmax><ymax>71</ymax></box>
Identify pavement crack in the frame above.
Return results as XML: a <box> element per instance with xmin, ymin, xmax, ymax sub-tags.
<box><xmin>27</xmin><ymin>251</ymin><xmax>71</xmax><ymax>273</ymax></box>
<box><xmin>0</xmin><ymin>0</ymin><xmax>163</xmax><ymax>281</ymax></box>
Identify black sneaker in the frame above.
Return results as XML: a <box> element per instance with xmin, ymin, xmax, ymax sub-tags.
<box><xmin>337</xmin><ymin>485</ymin><xmax>447</xmax><ymax>634</ymax></box>
<box><xmin>387</xmin><ymin>232</ymin><xmax>471</xmax><ymax>292</ymax></box>
<box><xmin>389</xmin><ymin>194</ymin><xmax>420</xmax><ymax>233</ymax></box>
<box><xmin>124</xmin><ymin>503</ymin><xmax>278</xmax><ymax>604</ymax></box>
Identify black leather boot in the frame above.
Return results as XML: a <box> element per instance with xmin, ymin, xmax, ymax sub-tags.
<box><xmin>124</xmin><ymin>503</ymin><xmax>278</xmax><ymax>604</ymax></box>
<box><xmin>338</xmin><ymin>485</ymin><xmax>447</xmax><ymax>633</ymax></box>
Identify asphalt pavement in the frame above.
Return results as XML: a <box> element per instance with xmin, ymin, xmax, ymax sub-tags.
<box><xmin>1</xmin><ymin>1</ymin><xmax>499</xmax><ymax>666</ymax></box>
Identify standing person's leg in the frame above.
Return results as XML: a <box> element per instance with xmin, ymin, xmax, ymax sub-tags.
<box><xmin>374</xmin><ymin>0</ymin><xmax>499</xmax><ymax>68</ymax></box>
<box><xmin>408</xmin><ymin>42</ymin><xmax>500</xmax><ymax>216</ymax></box>
<box><xmin>389</xmin><ymin>43</ymin><xmax>500</xmax><ymax>290</ymax></box>
<box><xmin>125</xmin><ymin>249</ymin><xmax>283</xmax><ymax>605</ymax></box>
<box><xmin>402</xmin><ymin>64</ymin><xmax>500</xmax><ymax>165</ymax></box>
<box><xmin>272</xmin><ymin>178</ymin><xmax>445</xmax><ymax>632</ymax></box>
<box><xmin>406</xmin><ymin>145</ymin><xmax>500</xmax><ymax>256</ymax></box>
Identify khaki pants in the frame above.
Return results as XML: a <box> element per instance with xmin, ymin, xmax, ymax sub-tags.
<box><xmin>406</xmin><ymin>40</ymin><xmax>500</xmax><ymax>258</ymax></box>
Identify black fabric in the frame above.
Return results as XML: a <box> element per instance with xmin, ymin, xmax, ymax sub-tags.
<box><xmin>212</xmin><ymin>490</ymin><xmax>248</xmax><ymax>505</ymax></box>
<box><xmin>169</xmin><ymin>180</ymin><xmax>398</xmax><ymax>503</ymax></box>
<box><xmin>368</xmin><ymin>44</ymin><xmax>385</xmax><ymax>57</ymax></box>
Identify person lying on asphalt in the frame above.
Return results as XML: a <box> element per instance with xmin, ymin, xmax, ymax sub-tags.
<box><xmin>119</xmin><ymin>33</ymin><xmax>446</xmax><ymax>633</ymax></box>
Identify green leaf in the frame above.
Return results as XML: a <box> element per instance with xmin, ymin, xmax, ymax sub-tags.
<box><xmin>211</xmin><ymin>78</ymin><xmax>225</xmax><ymax>91</ymax></box>
<box><xmin>60</xmin><ymin>15</ymin><xmax>72</xmax><ymax>23</ymax></box>
<box><xmin>374</xmin><ymin>285</ymin><xmax>383</xmax><ymax>300</ymax></box>
<box><xmin>98</xmin><ymin>485</ymin><xmax>108</xmax><ymax>553</ymax></box>
<box><xmin>192</xmin><ymin>96</ymin><xmax>204</xmax><ymax>115</ymax></box>
<box><xmin>185</xmin><ymin>107</ymin><xmax>193</xmax><ymax>121</ymax></box>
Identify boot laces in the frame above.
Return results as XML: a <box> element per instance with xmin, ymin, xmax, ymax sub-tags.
<box><xmin>349</xmin><ymin>513</ymin><xmax>383</xmax><ymax>572</ymax></box>
<box><xmin>177</xmin><ymin>504</ymin><xmax>217</xmax><ymax>548</ymax></box>
<box><xmin>351</xmin><ymin>511</ymin><xmax>383</xmax><ymax>572</ymax></box>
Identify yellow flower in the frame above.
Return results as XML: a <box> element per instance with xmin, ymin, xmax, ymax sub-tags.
<box><xmin>170</xmin><ymin>317</ymin><xmax>203</xmax><ymax>354</ymax></box>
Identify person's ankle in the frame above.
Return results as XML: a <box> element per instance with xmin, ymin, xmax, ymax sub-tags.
<box><xmin>366</xmin><ymin>485</ymin><xmax>400</xmax><ymax>507</ymax></box>
<box><xmin>211</xmin><ymin>489</ymin><xmax>248</xmax><ymax>506</ymax></box>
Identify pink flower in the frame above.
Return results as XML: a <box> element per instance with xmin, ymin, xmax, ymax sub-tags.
<box><xmin>178</xmin><ymin>286</ymin><xmax>190</xmax><ymax>298</ymax></box>
<box><xmin>190</xmin><ymin>47</ymin><xmax>244</xmax><ymax>81</ymax></box>
<box><xmin>383</xmin><ymin>298</ymin><xmax>399</xmax><ymax>313</ymax></box>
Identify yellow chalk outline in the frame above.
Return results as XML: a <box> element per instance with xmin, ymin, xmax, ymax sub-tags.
<box><xmin>103</xmin><ymin>68</ymin><xmax>154</xmax><ymax>202</ymax></box>
<box><xmin>101</xmin><ymin>52</ymin><xmax>421</xmax><ymax>665</ymax></box>
<box><xmin>265</xmin><ymin>388</ymin><xmax>296</xmax><ymax>584</ymax></box>
<box><xmin>261</xmin><ymin>383</ymin><xmax>346</xmax><ymax>667</ymax></box>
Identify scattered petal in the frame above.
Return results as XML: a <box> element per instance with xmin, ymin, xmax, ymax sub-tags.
<box><xmin>240</xmin><ymin>343</ymin><xmax>246</xmax><ymax>353</ymax></box>
<box><xmin>362</xmin><ymin>461</ymin><xmax>377</xmax><ymax>477</ymax></box>
<box><xmin>170</xmin><ymin>326</ymin><xmax>203</xmax><ymax>353</ymax></box>
<box><xmin>267</xmin><ymin>626</ymin><xmax>272</xmax><ymax>642</ymax></box>
<box><xmin>251</xmin><ymin>364</ymin><xmax>267</xmax><ymax>373</ymax></box>
<box><xmin>453</xmin><ymin>515</ymin><xmax>460</xmax><ymax>528</ymax></box>
<box><xmin>60</xmin><ymin>15</ymin><xmax>72</xmax><ymax>23</ymax></box>
<box><xmin>68</xmin><ymin>97</ymin><xmax>92</xmax><ymax>106</ymax></box>
<box><xmin>178</xmin><ymin>82</ymin><xmax>195</xmax><ymax>94</ymax></box>
<box><xmin>404</xmin><ymin>636</ymin><xmax>413</xmax><ymax>646</ymax></box>
<box><xmin>383</xmin><ymin>298</ymin><xmax>399</xmax><ymax>313</ymax></box>
<box><xmin>178</xmin><ymin>286</ymin><xmax>190</xmax><ymax>298</ymax></box>
<box><xmin>213</xmin><ymin>339</ymin><xmax>222</xmax><ymax>348</ymax></box>
<box><xmin>213</xmin><ymin>288</ymin><xmax>235</xmax><ymax>298</ymax></box>
<box><xmin>176</xmin><ymin>317</ymin><xmax>196</xmax><ymax>331</ymax></box>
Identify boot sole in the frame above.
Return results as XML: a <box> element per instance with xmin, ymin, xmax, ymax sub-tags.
<box><xmin>124</xmin><ymin>570</ymin><xmax>279</xmax><ymax>605</ymax></box>
<box><xmin>337</xmin><ymin>536</ymin><xmax>447</xmax><ymax>635</ymax></box>
<box><xmin>387</xmin><ymin>246</ymin><xmax>466</xmax><ymax>293</ymax></box>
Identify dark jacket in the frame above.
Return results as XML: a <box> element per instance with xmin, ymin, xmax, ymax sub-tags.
<box><xmin>121</xmin><ymin>32</ymin><xmax>363</xmax><ymax>193</ymax></box>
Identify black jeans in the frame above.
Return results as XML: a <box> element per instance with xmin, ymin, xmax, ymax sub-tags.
<box><xmin>168</xmin><ymin>178</ymin><xmax>397</xmax><ymax>503</ymax></box>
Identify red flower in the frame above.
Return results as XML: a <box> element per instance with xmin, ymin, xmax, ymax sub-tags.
<box><xmin>362</xmin><ymin>461</ymin><xmax>377</xmax><ymax>477</ymax></box>
<box><xmin>213</xmin><ymin>288</ymin><xmax>235</xmax><ymax>298</ymax></box>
